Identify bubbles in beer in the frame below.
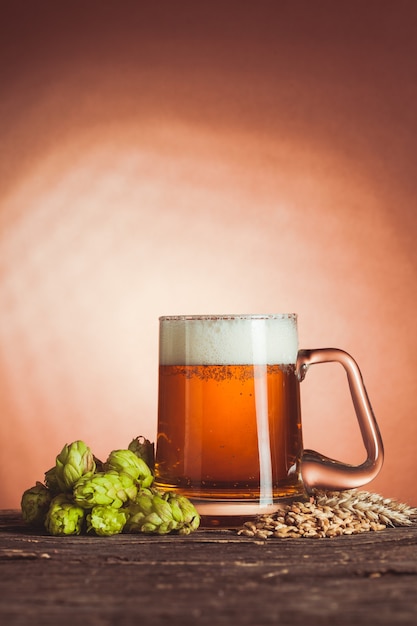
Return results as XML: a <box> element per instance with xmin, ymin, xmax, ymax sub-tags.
<box><xmin>163</xmin><ymin>363</ymin><xmax>295</xmax><ymax>382</ymax></box>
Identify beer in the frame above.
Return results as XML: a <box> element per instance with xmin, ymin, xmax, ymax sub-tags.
<box><xmin>156</xmin><ymin>363</ymin><xmax>303</xmax><ymax>497</ymax></box>
<box><xmin>155</xmin><ymin>315</ymin><xmax>306</xmax><ymax>514</ymax></box>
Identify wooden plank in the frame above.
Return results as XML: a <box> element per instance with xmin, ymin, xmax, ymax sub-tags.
<box><xmin>1</xmin><ymin>510</ymin><xmax>417</xmax><ymax>625</ymax></box>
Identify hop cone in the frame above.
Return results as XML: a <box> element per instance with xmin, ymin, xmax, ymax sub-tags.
<box><xmin>163</xmin><ymin>492</ymin><xmax>200</xmax><ymax>535</ymax></box>
<box><xmin>124</xmin><ymin>491</ymin><xmax>175</xmax><ymax>534</ymax></box>
<box><xmin>125</xmin><ymin>490</ymin><xmax>199</xmax><ymax>535</ymax></box>
<box><xmin>128</xmin><ymin>436</ymin><xmax>155</xmax><ymax>471</ymax></box>
<box><xmin>21</xmin><ymin>482</ymin><xmax>52</xmax><ymax>527</ymax></box>
<box><xmin>55</xmin><ymin>440</ymin><xmax>96</xmax><ymax>492</ymax></box>
<box><xmin>73</xmin><ymin>471</ymin><xmax>137</xmax><ymax>509</ymax></box>
<box><xmin>105</xmin><ymin>449</ymin><xmax>153</xmax><ymax>488</ymax></box>
<box><xmin>87</xmin><ymin>505</ymin><xmax>128</xmax><ymax>536</ymax></box>
<box><xmin>45</xmin><ymin>494</ymin><xmax>85</xmax><ymax>536</ymax></box>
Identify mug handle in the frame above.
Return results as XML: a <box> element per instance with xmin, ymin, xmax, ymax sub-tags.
<box><xmin>296</xmin><ymin>348</ymin><xmax>384</xmax><ymax>492</ymax></box>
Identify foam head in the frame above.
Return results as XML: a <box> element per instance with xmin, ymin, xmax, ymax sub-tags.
<box><xmin>159</xmin><ymin>314</ymin><xmax>298</xmax><ymax>365</ymax></box>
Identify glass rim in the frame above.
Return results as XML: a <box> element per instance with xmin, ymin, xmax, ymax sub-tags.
<box><xmin>159</xmin><ymin>313</ymin><xmax>297</xmax><ymax>322</ymax></box>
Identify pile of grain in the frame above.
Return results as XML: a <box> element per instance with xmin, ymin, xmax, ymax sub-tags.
<box><xmin>237</xmin><ymin>489</ymin><xmax>417</xmax><ymax>539</ymax></box>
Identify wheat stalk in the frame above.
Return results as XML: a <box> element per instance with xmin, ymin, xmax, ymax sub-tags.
<box><xmin>237</xmin><ymin>489</ymin><xmax>417</xmax><ymax>539</ymax></box>
<box><xmin>313</xmin><ymin>489</ymin><xmax>417</xmax><ymax>527</ymax></box>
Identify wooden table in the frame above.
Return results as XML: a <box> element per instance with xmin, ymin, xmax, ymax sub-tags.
<box><xmin>1</xmin><ymin>509</ymin><xmax>416</xmax><ymax>625</ymax></box>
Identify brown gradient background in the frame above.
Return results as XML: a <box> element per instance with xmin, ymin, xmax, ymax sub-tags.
<box><xmin>1</xmin><ymin>1</ymin><xmax>416</xmax><ymax>508</ymax></box>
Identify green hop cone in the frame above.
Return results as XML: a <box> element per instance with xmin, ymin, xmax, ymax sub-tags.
<box><xmin>125</xmin><ymin>490</ymin><xmax>178</xmax><ymax>535</ymax></box>
<box><xmin>163</xmin><ymin>492</ymin><xmax>200</xmax><ymax>535</ymax></box>
<box><xmin>87</xmin><ymin>505</ymin><xmax>128</xmax><ymax>536</ymax></box>
<box><xmin>21</xmin><ymin>482</ymin><xmax>52</xmax><ymax>527</ymax></box>
<box><xmin>73</xmin><ymin>471</ymin><xmax>137</xmax><ymax>509</ymax></box>
<box><xmin>128</xmin><ymin>436</ymin><xmax>155</xmax><ymax>471</ymax></box>
<box><xmin>55</xmin><ymin>440</ymin><xmax>96</xmax><ymax>492</ymax></box>
<box><xmin>45</xmin><ymin>494</ymin><xmax>85</xmax><ymax>536</ymax></box>
<box><xmin>105</xmin><ymin>449</ymin><xmax>154</xmax><ymax>488</ymax></box>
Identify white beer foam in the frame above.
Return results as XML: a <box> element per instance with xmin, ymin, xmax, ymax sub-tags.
<box><xmin>159</xmin><ymin>315</ymin><xmax>298</xmax><ymax>365</ymax></box>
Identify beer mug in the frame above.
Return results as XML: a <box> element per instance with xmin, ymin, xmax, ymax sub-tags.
<box><xmin>154</xmin><ymin>314</ymin><xmax>383</xmax><ymax>525</ymax></box>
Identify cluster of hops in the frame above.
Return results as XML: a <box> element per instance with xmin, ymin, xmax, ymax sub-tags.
<box><xmin>21</xmin><ymin>436</ymin><xmax>200</xmax><ymax>537</ymax></box>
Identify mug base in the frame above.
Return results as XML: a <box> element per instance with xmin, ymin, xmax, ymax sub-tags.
<box><xmin>192</xmin><ymin>495</ymin><xmax>309</xmax><ymax>529</ymax></box>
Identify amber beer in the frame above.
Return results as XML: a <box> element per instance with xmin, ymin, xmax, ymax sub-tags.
<box><xmin>155</xmin><ymin>315</ymin><xmax>306</xmax><ymax>517</ymax></box>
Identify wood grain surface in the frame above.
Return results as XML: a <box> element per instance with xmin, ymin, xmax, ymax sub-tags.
<box><xmin>1</xmin><ymin>510</ymin><xmax>416</xmax><ymax>625</ymax></box>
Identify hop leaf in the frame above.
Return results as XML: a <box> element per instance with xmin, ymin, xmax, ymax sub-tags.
<box><xmin>128</xmin><ymin>436</ymin><xmax>155</xmax><ymax>471</ymax></box>
<box><xmin>55</xmin><ymin>440</ymin><xmax>96</xmax><ymax>492</ymax></box>
<box><xmin>73</xmin><ymin>471</ymin><xmax>137</xmax><ymax>509</ymax></box>
<box><xmin>45</xmin><ymin>494</ymin><xmax>85</xmax><ymax>536</ymax></box>
<box><xmin>44</xmin><ymin>467</ymin><xmax>60</xmax><ymax>495</ymax></box>
<box><xmin>87</xmin><ymin>505</ymin><xmax>128</xmax><ymax>536</ymax></box>
<box><xmin>21</xmin><ymin>482</ymin><xmax>52</xmax><ymax>527</ymax></box>
<box><xmin>105</xmin><ymin>449</ymin><xmax>153</xmax><ymax>488</ymax></box>
<box><xmin>93</xmin><ymin>455</ymin><xmax>105</xmax><ymax>473</ymax></box>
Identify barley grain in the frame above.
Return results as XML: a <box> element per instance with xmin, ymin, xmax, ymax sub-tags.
<box><xmin>237</xmin><ymin>489</ymin><xmax>417</xmax><ymax>540</ymax></box>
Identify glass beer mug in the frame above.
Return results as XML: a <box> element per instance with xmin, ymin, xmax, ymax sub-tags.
<box><xmin>154</xmin><ymin>314</ymin><xmax>383</xmax><ymax>526</ymax></box>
